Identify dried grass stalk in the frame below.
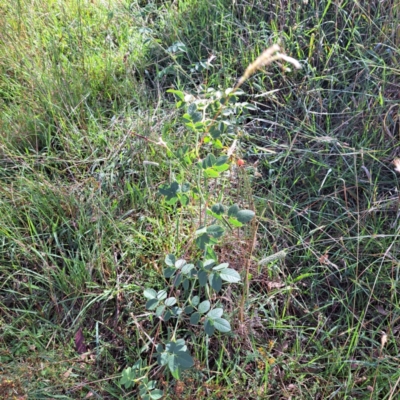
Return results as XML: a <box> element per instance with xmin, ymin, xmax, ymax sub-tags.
<box><xmin>237</xmin><ymin>45</ymin><xmax>302</xmax><ymax>87</ymax></box>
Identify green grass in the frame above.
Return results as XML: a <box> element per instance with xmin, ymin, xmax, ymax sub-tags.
<box><xmin>1</xmin><ymin>0</ymin><xmax>399</xmax><ymax>398</ymax></box>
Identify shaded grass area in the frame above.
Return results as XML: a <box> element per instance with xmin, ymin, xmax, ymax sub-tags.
<box><xmin>0</xmin><ymin>0</ymin><xmax>399</xmax><ymax>398</ymax></box>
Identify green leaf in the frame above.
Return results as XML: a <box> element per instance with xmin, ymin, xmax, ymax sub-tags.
<box><xmin>220</xmin><ymin>268</ymin><xmax>241</xmax><ymax>283</ymax></box>
<box><xmin>159</xmin><ymin>182</ymin><xmax>180</xmax><ymax>201</ymax></box>
<box><xmin>191</xmin><ymin>111</ymin><xmax>202</xmax><ymax>123</ymax></box>
<box><xmin>209</xmin><ymin>126</ymin><xmax>222</xmax><ymax>139</ymax></box>
<box><xmin>191</xmin><ymin>296</ymin><xmax>200</xmax><ymax>306</ymax></box>
<box><xmin>183</xmin><ymin>278</ymin><xmax>189</xmax><ymax>291</ymax></box>
<box><xmin>156</xmin><ymin>343</ymin><xmax>164</xmax><ymax>354</ymax></box>
<box><xmin>213</xmin><ymin>263</ymin><xmax>229</xmax><ymax>271</ymax></box>
<box><xmin>211</xmin><ymin>203</ymin><xmax>225</xmax><ymax>215</ymax></box>
<box><xmin>165</xmin><ymin>254</ymin><xmax>176</xmax><ymax>267</ymax></box>
<box><xmin>236</xmin><ymin>209</ymin><xmax>255</xmax><ymax>224</ymax></box>
<box><xmin>228</xmin><ymin>204</ymin><xmax>240</xmax><ymax>217</ymax></box>
<box><xmin>162</xmin><ymin>342</ymin><xmax>194</xmax><ymax>375</ymax></box>
<box><xmin>164</xmin><ymin>267</ymin><xmax>176</xmax><ymax>278</ymax></box>
<box><xmin>164</xmin><ymin>310</ymin><xmax>172</xmax><ymax>321</ymax></box>
<box><xmin>198</xmin><ymin>270</ymin><xmax>208</xmax><ymax>286</ymax></box>
<box><xmin>157</xmin><ymin>65</ymin><xmax>176</xmax><ymax>78</ymax></box>
<box><xmin>147</xmin><ymin>381</ymin><xmax>157</xmax><ymax>390</ymax></box>
<box><xmin>215</xmin><ymin>155</ymin><xmax>229</xmax><ymax>166</ymax></box>
<box><xmin>156</xmin><ymin>344</ymin><xmax>164</xmax><ymax>353</ymax></box>
<box><xmin>167</xmin><ymin>41</ymin><xmax>187</xmax><ymax>53</ymax></box>
<box><xmin>206</xmin><ymin>246</ymin><xmax>218</xmax><ymax>261</ymax></box>
<box><xmin>204</xmin><ymin>168</ymin><xmax>219</xmax><ymax>178</ymax></box>
<box><xmin>184</xmin><ymin>305</ymin><xmax>194</xmax><ymax>314</ymax></box>
<box><xmin>190</xmin><ymin>312</ymin><xmax>200</xmax><ymax>325</ymax></box>
<box><xmin>180</xmin><ymin>194</ymin><xmax>189</xmax><ymax>206</ymax></box>
<box><xmin>207</xmin><ymin>308</ymin><xmax>223</xmax><ymax>319</ymax></box>
<box><xmin>173</xmin><ymin>273</ymin><xmax>182</xmax><ymax>287</ymax></box>
<box><xmin>204</xmin><ymin>259</ymin><xmax>216</xmax><ymax>270</ymax></box>
<box><xmin>209</xmin><ymin>273</ymin><xmax>222</xmax><ymax>292</ymax></box>
<box><xmin>175</xmin><ymin>351</ymin><xmax>194</xmax><ymax>369</ymax></box>
<box><xmin>156</xmin><ymin>305</ymin><xmax>165</xmax><ymax>317</ymax></box>
<box><xmin>158</xmin><ymin>352</ymin><xmax>169</xmax><ymax>366</ymax></box>
<box><xmin>230</xmin><ymin>88</ymin><xmax>244</xmax><ymax>96</ymax></box>
<box><xmin>196</xmin><ymin>233</ymin><xmax>210</xmax><ymax>250</ymax></box>
<box><xmin>222</xmin><ymin>107</ymin><xmax>234</xmax><ymax>116</ymax></box>
<box><xmin>181</xmin><ymin>263</ymin><xmax>194</xmax><ymax>275</ymax></box>
<box><xmin>141</xmin><ymin>393</ymin><xmax>151</xmax><ymax>400</ymax></box>
<box><xmin>181</xmin><ymin>182</ymin><xmax>190</xmax><ymax>192</ymax></box>
<box><xmin>207</xmin><ymin>209</ymin><xmax>223</xmax><ymax>220</ymax></box>
<box><xmin>207</xmin><ymin>224</ymin><xmax>224</xmax><ymax>238</ymax></box>
<box><xmin>167</xmin><ymin>89</ymin><xmax>184</xmax><ymax>101</ymax></box>
<box><xmin>174</xmin><ymin>339</ymin><xmax>187</xmax><ymax>350</ymax></box>
<box><xmin>242</xmin><ymin>102</ymin><xmax>258</xmax><ymax>111</ymax></box>
<box><xmin>213</xmin><ymin>318</ymin><xmax>231</xmax><ymax>333</ymax></box>
<box><xmin>185</xmin><ymin>122</ymin><xmax>197</xmax><ymax>131</ymax></box>
<box><xmin>198</xmin><ymin>300</ymin><xmax>211</xmax><ymax>314</ymax></box>
<box><xmin>149</xmin><ymin>390</ymin><xmax>164</xmax><ymax>399</ymax></box>
<box><xmin>293</xmin><ymin>273</ymin><xmax>316</xmax><ymax>282</ymax></box>
<box><xmin>171</xmin><ymin>367</ymin><xmax>181</xmax><ymax>380</ymax></box>
<box><xmin>157</xmin><ymin>290</ymin><xmax>167</xmax><ymax>300</ymax></box>
<box><xmin>171</xmin><ymin>306</ymin><xmax>182</xmax><ymax>316</ymax></box>
<box><xmin>165</xmin><ymin>347</ymin><xmax>188</xmax><ymax>365</ymax></box>
<box><xmin>204</xmin><ymin>318</ymin><xmax>215</xmax><ymax>336</ymax></box>
<box><xmin>213</xmin><ymin>163</ymin><xmax>230</xmax><ymax>173</ymax></box>
<box><xmin>228</xmin><ymin>217</ymin><xmax>243</xmax><ymax>228</ymax></box>
<box><xmin>120</xmin><ymin>367</ymin><xmax>135</xmax><ymax>389</ymax></box>
<box><xmin>196</xmin><ymin>226</ymin><xmax>207</xmax><ymax>236</ymax></box>
<box><xmin>213</xmin><ymin>139</ymin><xmax>223</xmax><ymax>149</ymax></box>
<box><xmin>166</xmin><ymin>196</ymin><xmax>179</xmax><ymax>205</ymax></box>
<box><xmin>175</xmin><ymin>259</ymin><xmax>187</xmax><ymax>269</ymax></box>
<box><xmin>202</xmin><ymin>153</ymin><xmax>216</xmax><ymax>169</ymax></box>
<box><xmin>194</xmin><ymin>121</ymin><xmax>205</xmax><ymax>129</ymax></box>
<box><xmin>143</xmin><ymin>288</ymin><xmax>157</xmax><ymax>299</ymax></box>
<box><xmin>146</xmin><ymin>298</ymin><xmax>159</xmax><ymax>310</ymax></box>
<box><xmin>165</xmin><ymin>297</ymin><xmax>177</xmax><ymax>306</ymax></box>
<box><xmin>188</xmin><ymin>103</ymin><xmax>197</xmax><ymax>115</ymax></box>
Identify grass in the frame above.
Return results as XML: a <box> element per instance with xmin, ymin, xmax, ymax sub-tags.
<box><xmin>1</xmin><ymin>0</ymin><xmax>399</xmax><ymax>398</ymax></box>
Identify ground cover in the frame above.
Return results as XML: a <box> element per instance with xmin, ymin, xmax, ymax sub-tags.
<box><xmin>0</xmin><ymin>0</ymin><xmax>399</xmax><ymax>398</ymax></box>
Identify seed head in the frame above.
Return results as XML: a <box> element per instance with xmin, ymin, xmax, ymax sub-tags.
<box><xmin>238</xmin><ymin>45</ymin><xmax>301</xmax><ymax>87</ymax></box>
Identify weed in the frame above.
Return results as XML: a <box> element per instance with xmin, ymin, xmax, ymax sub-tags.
<box><xmin>1</xmin><ymin>0</ymin><xmax>399</xmax><ymax>398</ymax></box>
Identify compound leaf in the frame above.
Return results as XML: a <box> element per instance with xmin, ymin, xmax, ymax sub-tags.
<box><xmin>158</xmin><ymin>181</ymin><xmax>180</xmax><ymax>201</ymax></box>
